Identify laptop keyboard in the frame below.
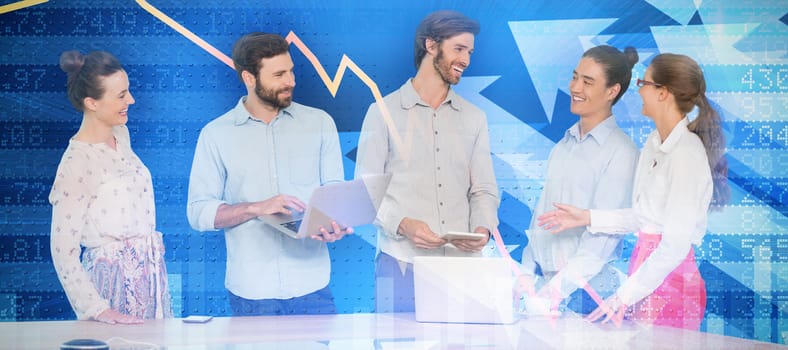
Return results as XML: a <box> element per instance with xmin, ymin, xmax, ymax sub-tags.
<box><xmin>282</xmin><ymin>220</ymin><xmax>302</xmax><ymax>233</ymax></box>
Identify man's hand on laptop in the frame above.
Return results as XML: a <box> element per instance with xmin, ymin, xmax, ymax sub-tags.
<box><xmin>450</xmin><ymin>227</ymin><xmax>490</xmax><ymax>252</ymax></box>
<box><xmin>310</xmin><ymin>221</ymin><xmax>353</xmax><ymax>243</ymax></box>
<box><xmin>215</xmin><ymin>194</ymin><xmax>306</xmax><ymax>229</ymax></box>
<box><xmin>254</xmin><ymin>194</ymin><xmax>306</xmax><ymax>215</ymax></box>
<box><xmin>398</xmin><ymin>218</ymin><xmax>447</xmax><ymax>249</ymax></box>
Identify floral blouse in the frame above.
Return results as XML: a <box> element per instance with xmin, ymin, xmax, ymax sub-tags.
<box><xmin>49</xmin><ymin>125</ymin><xmax>160</xmax><ymax>319</ymax></box>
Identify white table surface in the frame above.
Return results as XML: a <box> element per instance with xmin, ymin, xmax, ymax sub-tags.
<box><xmin>1</xmin><ymin>312</ymin><xmax>784</xmax><ymax>349</ymax></box>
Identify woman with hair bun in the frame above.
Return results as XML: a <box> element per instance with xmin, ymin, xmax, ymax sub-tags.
<box><xmin>537</xmin><ymin>53</ymin><xmax>729</xmax><ymax>330</ymax></box>
<box><xmin>49</xmin><ymin>50</ymin><xmax>173</xmax><ymax>324</ymax></box>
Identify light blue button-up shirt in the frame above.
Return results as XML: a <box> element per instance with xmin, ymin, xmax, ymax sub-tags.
<box><xmin>187</xmin><ymin>97</ymin><xmax>344</xmax><ymax>299</ymax></box>
<box><xmin>522</xmin><ymin>116</ymin><xmax>639</xmax><ymax>298</ymax></box>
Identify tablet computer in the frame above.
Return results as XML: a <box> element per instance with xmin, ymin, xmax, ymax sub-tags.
<box><xmin>443</xmin><ymin>231</ymin><xmax>488</xmax><ymax>241</ymax></box>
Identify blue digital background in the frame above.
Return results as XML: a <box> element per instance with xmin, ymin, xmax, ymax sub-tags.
<box><xmin>0</xmin><ymin>0</ymin><xmax>786</xmax><ymax>345</ymax></box>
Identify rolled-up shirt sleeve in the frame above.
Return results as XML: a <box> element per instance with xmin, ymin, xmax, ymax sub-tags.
<box><xmin>319</xmin><ymin>111</ymin><xmax>344</xmax><ymax>185</ymax></box>
<box><xmin>468</xmin><ymin>115</ymin><xmax>500</xmax><ymax>232</ymax></box>
<box><xmin>187</xmin><ymin>128</ymin><xmax>227</xmax><ymax>232</ymax></box>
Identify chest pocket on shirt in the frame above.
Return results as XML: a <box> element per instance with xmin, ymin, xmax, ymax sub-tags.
<box><xmin>447</xmin><ymin>130</ymin><xmax>477</xmax><ymax>170</ymax></box>
<box><xmin>286</xmin><ymin>137</ymin><xmax>322</xmax><ymax>186</ymax></box>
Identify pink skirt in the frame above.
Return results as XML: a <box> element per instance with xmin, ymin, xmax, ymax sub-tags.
<box><xmin>627</xmin><ymin>232</ymin><xmax>706</xmax><ymax>330</ymax></box>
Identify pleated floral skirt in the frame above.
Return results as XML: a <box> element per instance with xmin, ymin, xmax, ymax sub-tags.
<box><xmin>83</xmin><ymin>232</ymin><xmax>173</xmax><ymax>319</ymax></box>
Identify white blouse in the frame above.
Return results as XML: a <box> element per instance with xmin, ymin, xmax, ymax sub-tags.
<box><xmin>49</xmin><ymin>125</ymin><xmax>158</xmax><ymax>319</ymax></box>
<box><xmin>588</xmin><ymin>118</ymin><xmax>713</xmax><ymax>306</ymax></box>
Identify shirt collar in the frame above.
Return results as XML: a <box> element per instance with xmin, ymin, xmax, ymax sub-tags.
<box><xmin>232</xmin><ymin>96</ymin><xmax>296</xmax><ymax>125</ymax></box>
<box><xmin>399</xmin><ymin>78</ymin><xmax>462</xmax><ymax>112</ymax></box>
<box><xmin>653</xmin><ymin>117</ymin><xmax>690</xmax><ymax>153</ymax></box>
<box><xmin>565</xmin><ymin>115</ymin><xmax>618</xmax><ymax>144</ymax></box>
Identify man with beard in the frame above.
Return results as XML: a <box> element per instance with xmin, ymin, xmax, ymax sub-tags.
<box><xmin>187</xmin><ymin>33</ymin><xmax>351</xmax><ymax>316</ymax></box>
<box><xmin>355</xmin><ymin>11</ymin><xmax>499</xmax><ymax>312</ymax></box>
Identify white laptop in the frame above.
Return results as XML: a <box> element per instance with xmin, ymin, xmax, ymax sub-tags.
<box><xmin>259</xmin><ymin>173</ymin><xmax>392</xmax><ymax>239</ymax></box>
<box><xmin>414</xmin><ymin>256</ymin><xmax>517</xmax><ymax>324</ymax></box>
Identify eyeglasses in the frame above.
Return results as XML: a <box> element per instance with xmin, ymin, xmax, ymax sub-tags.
<box><xmin>636</xmin><ymin>78</ymin><xmax>662</xmax><ymax>88</ymax></box>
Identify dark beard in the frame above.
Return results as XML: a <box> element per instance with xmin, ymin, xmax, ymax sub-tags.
<box><xmin>433</xmin><ymin>49</ymin><xmax>459</xmax><ymax>85</ymax></box>
<box><xmin>254</xmin><ymin>78</ymin><xmax>292</xmax><ymax>109</ymax></box>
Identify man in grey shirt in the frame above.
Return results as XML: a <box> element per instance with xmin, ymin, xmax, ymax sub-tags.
<box><xmin>354</xmin><ymin>10</ymin><xmax>499</xmax><ymax>312</ymax></box>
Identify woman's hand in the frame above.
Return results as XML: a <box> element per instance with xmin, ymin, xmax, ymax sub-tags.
<box><xmin>586</xmin><ymin>294</ymin><xmax>627</xmax><ymax>327</ymax></box>
<box><xmin>94</xmin><ymin>308</ymin><xmax>143</xmax><ymax>324</ymax></box>
<box><xmin>537</xmin><ymin>203</ymin><xmax>590</xmax><ymax>234</ymax></box>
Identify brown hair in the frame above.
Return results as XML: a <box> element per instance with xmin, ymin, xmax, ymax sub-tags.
<box><xmin>649</xmin><ymin>53</ymin><xmax>729</xmax><ymax>209</ymax></box>
<box><xmin>413</xmin><ymin>10</ymin><xmax>479</xmax><ymax>69</ymax></box>
<box><xmin>231</xmin><ymin>32</ymin><xmax>290</xmax><ymax>81</ymax></box>
<box><xmin>582</xmin><ymin>45</ymin><xmax>638</xmax><ymax>105</ymax></box>
<box><xmin>59</xmin><ymin>50</ymin><xmax>123</xmax><ymax>111</ymax></box>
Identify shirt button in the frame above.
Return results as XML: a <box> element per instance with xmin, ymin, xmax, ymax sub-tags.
<box><xmin>440</xmin><ymin>202</ymin><xmax>443</xmax><ymax>206</ymax></box>
<box><xmin>441</xmin><ymin>220</ymin><xmax>445</xmax><ymax>224</ymax></box>
<box><xmin>436</xmin><ymin>148</ymin><xmax>440</xmax><ymax>152</ymax></box>
<box><xmin>438</xmin><ymin>184</ymin><xmax>442</xmax><ymax>187</ymax></box>
<box><xmin>434</xmin><ymin>131</ymin><xmax>438</xmax><ymax>135</ymax></box>
<box><xmin>437</xmin><ymin>166</ymin><xmax>441</xmax><ymax>170</ymax></box>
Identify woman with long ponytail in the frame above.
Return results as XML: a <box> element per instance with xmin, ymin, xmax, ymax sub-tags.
<box><xmin>535</xmin><ymin>53</ymin><xmax>728</xmax><ymax>330</ymax></box>
<box><xmin>688</xmin><ymin>87</ymin><xmax>729</xmax><ymax>210</ymax></box>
